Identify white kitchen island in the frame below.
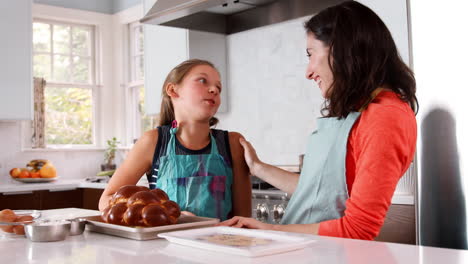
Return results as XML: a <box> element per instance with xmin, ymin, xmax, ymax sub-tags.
<box><xmin>1</xmin><ymin>208</ymin><xmax>467</xmax><ymax>264</ymax></box>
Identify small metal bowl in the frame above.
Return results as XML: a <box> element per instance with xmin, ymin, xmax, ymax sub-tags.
<box><xmin>68</xmin><ymin>218</ymin><xmax>86</xmax><ymax>236</ymax></box>
<box><xmin>25</xmin><ymin>220</ymin><xmax>71</xmax><ymax>242</ymax></box>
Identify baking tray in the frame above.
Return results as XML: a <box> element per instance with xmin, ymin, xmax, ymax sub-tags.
<box><xmin>83</xmin><ymin>215</ymin><xmax>219</xmax><ymax>240</ymax></box>
<box><xmin>158</xmin><ymin>226</ymin><xmax>316</xmax><ymax>257</ymax></box>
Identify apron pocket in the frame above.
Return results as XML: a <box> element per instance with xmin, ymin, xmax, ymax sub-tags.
<box><xmin>157</xmin><ymin>175</ymin><xmax>228</xmax><ymax>219</ymax></box>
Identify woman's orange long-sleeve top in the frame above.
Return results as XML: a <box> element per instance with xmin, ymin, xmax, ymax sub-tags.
<box><xmin>318</xmin><ymin>91</ymin><xmax>417</xmax><ymax>240</ymax></box>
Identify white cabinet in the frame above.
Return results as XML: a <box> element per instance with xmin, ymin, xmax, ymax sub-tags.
<box><xmin>143</xmin><ymin>0</ymin><xmax>228</xmax><ymax>116</ymax></box>
<box><xmin>0</xmin><ymin>0</ymin><xmax>33</xmax><ymax>120</ymax></box>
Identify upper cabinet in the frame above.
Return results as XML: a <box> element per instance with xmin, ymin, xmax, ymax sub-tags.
<box><xmin>0</xmin><ymin>0</ymin><xmax>33</xmax><ymax>120</ymax></box>
<box><xmin>142</xmin><ymin>0</ymin><xmax>228</xmax><ymax>116</ymax></box>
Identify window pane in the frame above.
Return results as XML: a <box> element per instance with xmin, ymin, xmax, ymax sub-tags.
<box><xmin>53</xmin><ymin>25</ymin><xmax>70</xmax><ymax>54</ymax></box>
<box><xmin>53</xmin><ymin>55</ymin><xmax>71</xmax><ymax>82</ymax></box>
<box><xmin>139</xmin><ymin>86</ymin><xmax>155</xmax><ymax>133</ymax></box>
<box><xmin>72</xmin><ymin>56</ymin><xmax>90</xmax><ymax>83</ymax></box>
<box><xmin>33</xmin><ymin>22</ymin><xmax>51</xmax><ymax>52</ymax></box>
<box><xmin>135</xmin><ymin>56</ymin><xmax>144</xmax><ymax>80</ymax></box>
<box><xmin>138</xmin><ymin>26</ymin><xmax>144</xmax><ymax>53</ymax></box>
<box><xmin>45</xmin><ymin>87</ymin><xmax>93</xmax><ymax>145</ymax></box>
<box><xmin>33</xmin><ymin>54</ymin><xmax>51</xmax><ymax>80</ymax></box>
<box><xmin>72</xmin><ymin>27</ymin><xmax>90</xmax><ymax>56</ymax></box>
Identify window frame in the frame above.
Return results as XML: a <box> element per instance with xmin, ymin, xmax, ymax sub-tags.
<box><xmin>32</xmin><ymin>18</ymin><xmax>99</xmax><ymax>148</ymax></box>
<box><xmin>125</xmin><ymin>21</ymin><xmax>152</xmax><ymax>144</ymax></box>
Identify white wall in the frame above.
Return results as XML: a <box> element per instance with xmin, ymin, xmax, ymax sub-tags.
<box><xmin>0</xmin><ymin>121</ymin><xmax>113</xmax><ymax>184</ymax></box>
<box><xmin>217</xmin><ymin>17</ymin><xmax>323</xmax><ymax>165</ymax></box>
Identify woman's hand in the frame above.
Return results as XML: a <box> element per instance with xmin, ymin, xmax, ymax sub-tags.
<box><xmin>181</xmin><ymin>211</ymin><xmax>196</xmax><ymax>217</ymax></box>
<box><xmin>239</xmin><ymin>137</ymin><xmax>263</xmax><ymax>176</ymax></box>
<box><xmin>217</xmin><ymin>216</ymin><xmax>275</xmax><ymax>230</ymax></box>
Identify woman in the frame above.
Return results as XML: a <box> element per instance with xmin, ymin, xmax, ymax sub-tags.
<box><xmin>220</xmin><ymin>1</ymin><xmax>418</xmax><ymax>240</ymax></box>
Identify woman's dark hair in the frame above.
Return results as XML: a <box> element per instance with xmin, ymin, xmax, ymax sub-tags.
<box><xmin>305</xmin><ymin>1</ymin><xmax>418</xmax><ymax>118</ymax></box>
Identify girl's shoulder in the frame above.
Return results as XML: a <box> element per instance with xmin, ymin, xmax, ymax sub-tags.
<box><xmin>226</xmin><ymin>131</ymin><xmax>243</xmax><ymax>143</ymax></box>
<box><xmin>139</xmin><ymin>128</ymin><xmax>159</xmax><ymax>144</ymax></box>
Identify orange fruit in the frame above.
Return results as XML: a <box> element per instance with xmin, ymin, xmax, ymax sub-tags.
<box><xmin>39</xmin><ymin>162</ymin><xmax>57</xmax><ymax>178</ymax></box>
<box><xmin>18</xmin><ymin>169</ymin><xmax>31</xmax><ymax>178</ymax></box>
<box><xmin>0</xmin><ymin>209</ymin><xmax>17</xmax><ymax>233</ymax></box>
<box><xmin>9</xmin><ymin>168</ymin><xmax>21</xmax><ymax>178</ymax></box>
<box><xmin>30</xmin><ymin>171</ymin><xmax>40</xmax><ymax>178</ymax></box>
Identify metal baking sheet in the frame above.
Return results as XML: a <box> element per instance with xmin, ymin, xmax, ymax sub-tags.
<box><xmin>83</xmin><ymin>215</ymin><xmax>220</xmax><ymax>240</ymax></box>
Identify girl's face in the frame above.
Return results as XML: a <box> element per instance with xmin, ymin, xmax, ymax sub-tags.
<box><xmin>305</xmin><ymin>33</ymin><xmax>333</xmax><ymax>98</ymax></box>
<box><xmin>172</xmin><ymin>65</ymin><xmax>222</xmax><ymax>122</ymax></box>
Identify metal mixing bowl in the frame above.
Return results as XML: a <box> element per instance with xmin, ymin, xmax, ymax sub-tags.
<box><xmin>68</xmin><ymin>218</ymin><xmax>86</xmax><ymax>236</ymax></box>
<box><xmin>25</xmin><ymin>220</ymin><xmax>71</xmax><ymax>242</ymax></box>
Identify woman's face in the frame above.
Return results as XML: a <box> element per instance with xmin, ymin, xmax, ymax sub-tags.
<box><xmin>305</xmin><ymin>33</ymin><xmax>333</xmax><ymax>98</ymax></box>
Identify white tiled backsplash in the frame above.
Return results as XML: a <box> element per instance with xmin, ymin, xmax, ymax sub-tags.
<box><xmin>0</xmin><ymin>121</ymin><xmax>125</xmax><ymax>182</ymax></box>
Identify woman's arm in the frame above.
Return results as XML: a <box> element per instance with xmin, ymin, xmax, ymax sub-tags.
<box><xmin>218</xmin><ymin>216</ymin><xmax>320</xmax><ymax>235</ymax></box>
<box><xmin>98</xmin><ymin>129</ymin><xmax>158</xmax><ymax>211</ymax></box>
<box><xmin>239</xmin><ymin>137</ymin><xmax>299</xmax><ymax>195</ymax></box>
<box><xmin>228</xmin><ymin>132</ymin><xmax>252</xmax><ymax>217</ymax></box>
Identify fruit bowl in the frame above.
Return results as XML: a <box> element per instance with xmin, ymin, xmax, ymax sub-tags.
<box><xmin>9</xmin><ymin>159</ymin><xmax>57</xmax><ymax>181</ymax></box>
<box><xmin>12</xmin><ymin>177</ymin><xmax>59</xmax><ymax>183</ymax></box>
<box><xmin>0</xmin><ymin>210</ymin><xmax>41</xmax><ymax>237</ymax></box>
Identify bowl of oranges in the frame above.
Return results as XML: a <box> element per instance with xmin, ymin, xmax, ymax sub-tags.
<box><xmin>9</xmin><ymin>159</ymin><xmax>58</xmax><ymax>183</ymax></box>
<box><xmin>0</xmin><ymin>209</ymin><xmax>41</xmax><ymax>237</ymax></box>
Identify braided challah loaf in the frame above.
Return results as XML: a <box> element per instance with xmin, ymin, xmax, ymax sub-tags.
<box><xmin>102</xmin><ymin>185</ymin><xmax>181</xmax><ymax>227</ymax></box>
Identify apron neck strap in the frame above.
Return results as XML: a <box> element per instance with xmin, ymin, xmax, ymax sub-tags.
<box><xmin>167</xmin><ymin>127</ymin><xmax>219</xmax><ymax>155</ymax></box>
<box><xmin>358</xmin><ymin>87</ymin><xmax>385</xmax><ymax>112</ymax></box>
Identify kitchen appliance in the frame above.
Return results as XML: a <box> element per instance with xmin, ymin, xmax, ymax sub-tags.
<box><xmin>140</xmin><ymin>0</ymin><xmax>347</xmax><ymax>34</ymax></box>
<box><xmin>252</xmin><ymin>188</ymin><xmax>289</xmax><ymax>224</ymax></box>
<box><xmin>251</xmin><ymin>166</ymin><xmax>298</xmax><ymax>224</ymax></box>
<box><xmin>409</xmin><ymin>1</ymin><xmax>468</xmax><ymax>249</ymax></box>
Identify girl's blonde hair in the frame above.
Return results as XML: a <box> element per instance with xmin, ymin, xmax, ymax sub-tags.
<box><xmin>159</xmin><ymin>59</ymin><xmax>219</xmax><ymax>127</ymax></box>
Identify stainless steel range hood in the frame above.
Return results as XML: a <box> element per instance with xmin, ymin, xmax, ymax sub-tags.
<box><xmin>140</xmin><ymin>0</ymin><xmax>347</xmax><ymax>34</ymax></box>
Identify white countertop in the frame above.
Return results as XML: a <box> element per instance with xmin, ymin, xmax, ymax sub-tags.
<box><xmin>0</xmin><ymin>178</ymin><xmax>147</xmax><ymax>193</ymax></box>
<box><xmin>0</xmin><ymin>208</ymin><xmax>466</xmax><ymax>264</ymax></box>
<box><xmin>0</xmin><ymin>178</ymin><xmax>414</xmax><ymax>204</ymax></box>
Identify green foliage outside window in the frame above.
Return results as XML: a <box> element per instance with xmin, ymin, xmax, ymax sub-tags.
<box><xmin>33</xmin><ymin>21</ymin><xmax>94</xmax><ymax>145</ymax></box>
<box><xmin>45</xmin><ymin>87</ymin><xmax>93</xmax><ymax>145</ymax></box>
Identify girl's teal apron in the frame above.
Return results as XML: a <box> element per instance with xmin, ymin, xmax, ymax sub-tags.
<box><xmin>281</xmin><ymin>89</ymin><xmax>383</xmax><ymax>224</ymax></box>
<box><xmin>156</xmin><ymin>127</ymin><xmax>233</xmax><ymax>221</ymax></box>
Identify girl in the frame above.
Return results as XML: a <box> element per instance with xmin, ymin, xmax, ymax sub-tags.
<box><xmin>99</xmin><ymin>59</ymin><xmax>251</xmax><ymax>220</ymax></box>
<box><xmin>220</xmin><ymin>1</ymin><xmax>418</xmax><ymax>240</ymax></box>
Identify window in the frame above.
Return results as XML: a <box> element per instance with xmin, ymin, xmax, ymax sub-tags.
<box><xmin>33</xmin><ymin>19</ymin><xmax>96</xmax><ymax>145</ymax></box>
<box><xmin>127</xmin><ymin>22</ymin><xmax>156</xmax><ymax>142</ymax></box>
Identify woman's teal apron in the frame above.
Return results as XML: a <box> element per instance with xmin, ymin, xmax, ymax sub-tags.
<box><xmin>281</xmin><ymin>112</ymin><xmax>361</xmax><ymax>224</ymax></box>
<box><xmin>156</xmin><ymin>127</ymin><xmax>233</xmax><ymax>220</ymax></box>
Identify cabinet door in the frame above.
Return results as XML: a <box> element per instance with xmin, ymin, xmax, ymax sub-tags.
<box><xmin>0</xmin><ymin>191</ymin><xmax>41</xmax><ymax>210</ymax></box>
<box><xmin>375</xmin><ymin>204</ymin><xmax>416</xmax><ymax>244</ymax></box>
<box><xmin>40</xmin><ymin>189</ymin><xmax>83</xmax><ymax>210</ymax></box>
<box><xmin>143</xmin><ymin>0</ymin><xmax>188</xmax><ymax>116</ymax></box>
<box><xmin>188</xmin><ymin>31</ymin><xmax>228</xmax><ymax>112</ymax></box>
<box><xmin>0</xmin><ymin>0</ymin><xmax>33</xmax><ymax>120</ymax></box>
<box><xmin>82</xmin><ymin>188</ymin><xmax>104</xmax><ymax>210</ymax></box>
<box><xmin>142</xmin><ymin>1</ymin><xmax>229</xmax><ymax>115</ymax></box>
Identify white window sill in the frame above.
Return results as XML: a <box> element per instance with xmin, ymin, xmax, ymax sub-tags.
<box><xmin>21</xmin><ymin>146</ymin><xmax>131</xmax><ymax>152</ymax></box>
